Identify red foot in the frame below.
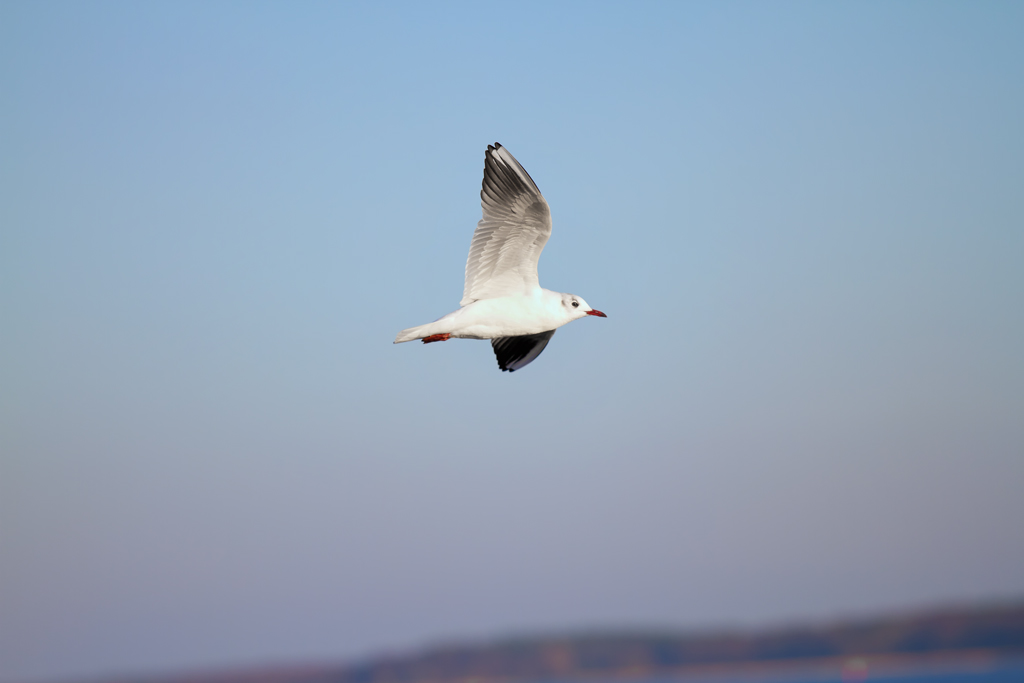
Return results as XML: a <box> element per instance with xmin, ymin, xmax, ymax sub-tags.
<box><xmin>422</xmin><ymin>333</ymin><xmax>451</xmax><ymax>344</ymax></box>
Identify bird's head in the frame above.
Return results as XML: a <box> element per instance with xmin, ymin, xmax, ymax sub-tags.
<box><xmin>561</xmin><ymin>293</ymin><xmax>607</xmax><ymax>321</ymax></box>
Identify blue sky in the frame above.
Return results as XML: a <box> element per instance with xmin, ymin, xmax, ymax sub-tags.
<box><xmin>2</xmin><ymin>2</ymin><xmax>1023</xmax><ymax>682</ymax></box>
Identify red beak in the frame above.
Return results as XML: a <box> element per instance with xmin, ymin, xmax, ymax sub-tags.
<box><xmin>586</xmin><ymin>309</ymin><xmax>607</xmax><ymax>317</ymax></box>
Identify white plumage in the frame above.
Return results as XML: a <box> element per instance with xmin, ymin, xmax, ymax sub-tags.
<box><xmin>395</xmin><ymin>143</ymin><xmax>605</xmax><ymax>372</ymax></box>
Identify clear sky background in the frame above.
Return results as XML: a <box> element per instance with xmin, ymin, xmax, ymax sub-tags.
<box><xmin>2</xmin><ymin>2</ymin><xmax>1023</xmax><ymax>682</ymax></box>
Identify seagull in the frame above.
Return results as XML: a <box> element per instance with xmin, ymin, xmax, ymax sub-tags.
<box><xmin>394</xmin><ymin>143</ymin><xmax>606</xmax><ymax>372</ymax></box>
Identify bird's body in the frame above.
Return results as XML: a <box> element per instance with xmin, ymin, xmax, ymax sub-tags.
<box><xmin>395</xmin><ymin>289</ymin><xmax>581</xmax><ymax>343</ymax></box>
<box><xmin>395</xmin><ymin>143</ymin><xmax>605</xmax><ymax>372</ymax></box>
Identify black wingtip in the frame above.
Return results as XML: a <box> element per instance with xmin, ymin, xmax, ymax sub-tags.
<box><xmin>491</xmin><ymin>330</ymin><xmax>555</xmax><ymax>373</ymax></box>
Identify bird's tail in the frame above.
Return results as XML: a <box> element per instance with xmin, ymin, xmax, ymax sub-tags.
<box><xmin>394</xmin><ymin>323</ymin><xmax>434</xmax><ymax>344</ymax></box>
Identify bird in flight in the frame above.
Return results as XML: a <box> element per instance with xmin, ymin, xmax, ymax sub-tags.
<box><xmin>395</xmin><ymin>143</ymin><xmax>606</xmax><ymax>372</ymax></box>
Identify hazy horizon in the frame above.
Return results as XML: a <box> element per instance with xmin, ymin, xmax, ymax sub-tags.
<box><xmin>3</xmin><ymin>2</ymin><xmax>1023</xmax><ymax>683</ymax></box>
<box><xmin>22</xmin><ymin>599</ymin><xmax>1024</xmax><ymax>683</ymax></box>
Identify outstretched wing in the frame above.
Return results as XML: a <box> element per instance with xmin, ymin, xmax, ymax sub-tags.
<box><xmin>491</xmin><ymin>330</ymin><xmax>556</xmax><ymax>372</ymax></box>
<box><xmin>461</xmin><ymin>143</ymin><xmax>552</xmax><ymax>307</ymax></box>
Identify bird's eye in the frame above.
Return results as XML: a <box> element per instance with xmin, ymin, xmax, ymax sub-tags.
<box><xmin>572</xmin><ymin>301</ymin><xmax>579</xmax><ymax>307</ymax></box>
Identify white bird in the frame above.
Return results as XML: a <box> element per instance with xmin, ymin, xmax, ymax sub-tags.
<box><xmin>394</xmin><ymin>142</ymin><xmax>606</xmax><ymax>372</ymax></box>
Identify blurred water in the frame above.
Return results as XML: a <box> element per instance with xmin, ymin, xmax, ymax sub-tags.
<box><xmin>802</xmin><ymin>668</ymin><xmax>1021</xmax><ymax>683</ymax></box>
<box><xmin>605</xmin><ymin>662</ymin><xmax>1024</xmax><ymax>683</ymax></box>
<box><xmin>869</xmin><ymin>667</ymin><xmax>1023</xmax><ymax>683</ymax></box>
<box><xmin>800</xmin><ymin>663</ymin><xmax>1024</xmax><ymax>683</ymax></box>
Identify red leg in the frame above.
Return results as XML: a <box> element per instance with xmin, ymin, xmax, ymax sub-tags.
<box><xmin>422</xmin><ymin>333</ymin><xmax>451</xmax><ymax>344</ymax></box>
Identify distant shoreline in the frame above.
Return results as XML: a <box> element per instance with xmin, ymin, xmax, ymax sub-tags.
<box><xmin>106</xmin><ymin>649</ymin><xmax>1024</xmax><ymax>683</ymax></box>
<box><xmin>51</xmin><ymin>602</ymin><xmax>1024</xmax><ymax>683</ymax></box>
<box><xmin>527</xmin><ymin>649</ymin><xmax>1021</xmax><ymax>682</ymax></box>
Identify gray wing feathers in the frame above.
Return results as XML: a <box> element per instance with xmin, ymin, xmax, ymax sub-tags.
<box><xmin>461</xmin><ymin>144</ymin><xmax>552</xmax><ymax>307</ymax></box>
